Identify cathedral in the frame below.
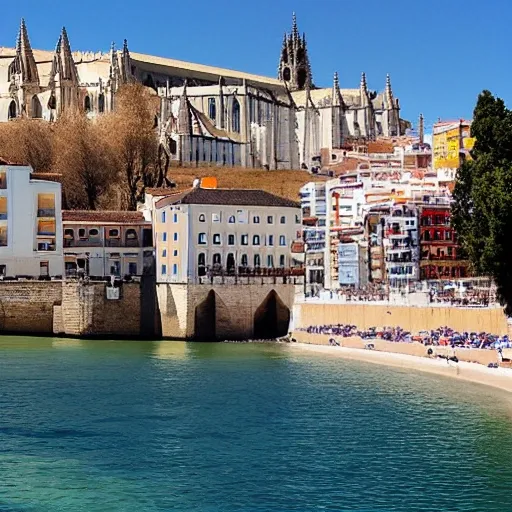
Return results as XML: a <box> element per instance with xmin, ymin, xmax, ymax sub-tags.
<box><xmin>0</xmin><ymin>16</ymin><xmax>406</xmax><ymax>171</ymax></box>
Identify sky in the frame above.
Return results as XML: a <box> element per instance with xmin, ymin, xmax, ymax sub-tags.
<box><xmin>0</xmin><ymin>0</ymin><xmax>510</xmax><ymax>131</ymax></box>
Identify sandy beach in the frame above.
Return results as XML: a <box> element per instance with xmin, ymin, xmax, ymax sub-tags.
<box><xmin>288</xmin><ymin>342</ymin><xmax>512</xmax><ymax>394</ymax></box>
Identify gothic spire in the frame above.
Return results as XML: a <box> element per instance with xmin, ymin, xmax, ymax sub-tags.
<box><xmin>384</xmin><ymin>73</ymin><xmax>394</xmax><ymax>109</ymax></box>
<box><xmin>178</xmin><ymin>80</ymin><xmax>191</xmax><ymax>135</ymax></box>
<box><xmin>360</xmin><ymin>72</ymin><xmax>370</xmax><ymax>106</ymax></box>
<box><xmin>418</xmin><ymin>113</ymin><xmax>424</xmax><ymax>144</ymax></box>
<box><xmin>292</xmin><ymin>12</ymin><xmax>299</xmax><ymax>42</ymax></box>
<box><xmin>121</xmin><ymin>39</ymin><xmax>132</xmax><ymax>83</ymax></box>
<box><xmin>109</xmin><ymin>41</ymin><xmax>119</xmax><ymax>81</ymax></box>
<box><xmin>59</xmin><ymin>27</ymin><xmax>78</xmax><ymax>83</ymax></box>
<box><xmin>16</xmin><ymin>18</ymin><xmax>39</xmax><ymax>84</ymax></box>
<box><xmin>332</xmin><ymin>71</ymin><xmax>344</xmax><ymax>108</ymax></box>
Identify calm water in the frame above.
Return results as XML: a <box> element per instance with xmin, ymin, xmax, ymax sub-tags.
<box><xmin>0</xmin><ymin>338</ymin><xmax>512</xmax><ymax>511</ymax></box>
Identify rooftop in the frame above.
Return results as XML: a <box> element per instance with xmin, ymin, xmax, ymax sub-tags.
<box><xmin>62</xmin><ymin>210</ymin><xmax>149</xmax><ymax>224</ymax></box>
<box><xmin>155</xmin><ymin>187</ymin><xmax>300</xmax><ymax>209</ymax></box>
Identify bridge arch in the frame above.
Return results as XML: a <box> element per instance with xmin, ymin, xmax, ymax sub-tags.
<box><xmin>194</xmin><ymin>290</ymin><xmax>231</xmax><ymax>341</ymax></box>
<box><xmin>253</xmin><ymin>290</ymin><xmax>290</xmax><ymax>339</ymax></box>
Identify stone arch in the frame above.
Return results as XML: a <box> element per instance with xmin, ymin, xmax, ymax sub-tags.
<box><xmin>98</xmin><ymin>93</ymin><xmax>105</xmax><ymax>113</ymax></box>
<box><xmin>31</xmin><ymin>95</ymin><xmax>42</xmax><ymax>118</ymax></box>
<box><xmin>8</xmin><ymin>100</ymin><xmax>17</xmax><ymax>120</ymax></box>
<box><xmin>253</xmin><ymin>290</ymin><xmax>290</xmax><ymax>339</ymax></box>
<box><xmin>84</xmin><ymin>95</ymin><xmax>91</xmax><ymax>113</ymax></box>
<box><xmin>194</xmin><ymin>290</ymin><xmax>231</xmax><ymax>341</ymax></box>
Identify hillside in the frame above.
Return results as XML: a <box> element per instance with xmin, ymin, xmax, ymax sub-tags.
<box><xmin>168</xmin><ymin>167</ymin><xmax>325</xmax><ymax>202</ymax></box>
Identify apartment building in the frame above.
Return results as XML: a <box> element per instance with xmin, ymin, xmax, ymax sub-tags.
<box><xmin>148</xmin><ymin>185</ymin><xmax>302</xmax><ymax>283</ymax></box>
<box><xmin>62</xmin><ymin>211</ymin><xmax>153</xmax><ymax>278</ymax></box>
<box><xmin>0</xmin><ymin>163</ymin><xmax>63</xmax><ymax>277</ymax></box>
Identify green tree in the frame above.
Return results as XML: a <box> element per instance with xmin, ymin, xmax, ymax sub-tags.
<box><xmin>452</xmin><ymin>90</ymin><xmax>512</xmax><ymax>314</ymax></box>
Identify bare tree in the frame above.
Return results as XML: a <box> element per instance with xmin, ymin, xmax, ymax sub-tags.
<box><xmin>53</xmin><ymin>112</ymin><xmax>115</xmax><ymax>210</ymax></box>
<box><xmin>100</xmin><ymin>83</ymin><xmax>159</xmax><ymax>210</ymax></box>
<box><xmin>0</xmin><ymin>118</ymin><xmax>53</xmax><ymax>172</ymax></box>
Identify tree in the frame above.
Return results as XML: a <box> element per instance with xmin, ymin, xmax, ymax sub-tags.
<box><xmin>52</xmin><ymin>111</ymin><xmax>115</xmax><ymax>210</ymax></box>
<box><xmin>0</xmin><ymin>118</ymin><xmax>53</xmax><ymax>172</ymax></box>
<box><xmin>101</xmin><ymin>83</ymin><xmax>160</xmax><ymax>210</ymax></box>
<box><xmin>452</xmin><ymin>90</ymin><xmax>512</xmax><ymax>314</ymax></box>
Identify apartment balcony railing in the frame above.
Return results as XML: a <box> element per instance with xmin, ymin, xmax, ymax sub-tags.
<box><xmin>37</xmin><ymin>208</ymin><xmax>55</xmax><ymax>218</ymax></box>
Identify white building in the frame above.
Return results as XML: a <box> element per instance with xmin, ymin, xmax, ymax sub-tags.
<box><xmin>145</xmin><ymin>186</ymin><xmax>302</xmax><ymax>283</ymax></box>
<box><xmin>0</xmin><ymin>162</ymin><xmax>63</xmax><ymax>277</ymax></box>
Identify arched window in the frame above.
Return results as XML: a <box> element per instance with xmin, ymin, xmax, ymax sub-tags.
<box><xmin>7</xmin><ymin>100</ymin><xmax>17</xmax><ymax>120</ymax></box>
<box><xmin>232</xmin><ymin>98</ymin><xmax>240</xmax><ymax>133</ymax></box>
<box><xmin>279</xmin><ymin>255</ymin><xmax>285</xmax><ymax>267</ymax></box>
<box><xmin>280</xmin><ymin>216</ymin><xmax>286</xmax><ymax>224</ymax></box>
<box><xmin>48</xmin><ymin>94</ymin><xmax>56</xmax><ymax>111</ymax></box>
<box><xmin>253</xmin><ymin>216</ymin><xmax>260</xmax><ymax>224</ymax></box>
<box><xmin>279</xmin><ymin>235</ymin><xmax>286</xmax><ymax>246</ymax></box>
<box><xmin>227</xmin><ymin>253</ymin><xmax>235</xmax><ymax>272</ymax></box>
<box><xmin>84</xmin><ymin>95</ymin><xmax>91</xmax><ymax>113</ymax></box>
<box><xmin>241</xmin><ymin>254</ymin><xmax>248</xmax><ymax>267</ymax></box>
<box><xmin>228</xmin><ymin>215</ymin><xmax>235</xmax><ymax>223</ymax></box>
<box><xmin>125</xmin><ymin>228</ymin><xmax>138</xmax><ymax>246</ymax></box>
<box><xmin>267</xmin><ymin>255</ymin><xmax>274</xmax><ymax>268</ymax></box>
<box><xmin>31</xmin><ymin>96</ymin><xmax>42</xmax><ymax>118</ymax></box>
<box><xmin>199</xmin><ymin>214</ymin><xmax>206</xmax><ymax>222</ymax></box>
<box><xmin>198</xmin><ymin>253</ymin><xmax>206</xmax><ymax>277</ymax></box>
<box><xmin>208</xmin><ymin>98</ymin><xmax>216</xmax><ymax>121</ymax></box>
<box><xmin>283</xmin><ymin>67</ymin><xmax>291</xmax><ymax>81</ymax></box>
<box><xmin>98</xmin><ymin>94</ymin><xmax>105</xmax><ymax>113</ymax></box>
<box><xmin>253</xmin><ymin>235</ymin><xmax>260</xmax><ymax>246</ymax></box>
<box><xmin>213</xmin><ymin>253</ymin><xmax>221</xmax><ymax>265</ymax></box>
<box><xmin>254</xmin><ymin>254</ymin><xmax>261</xmax><ymax>267</ymax></box>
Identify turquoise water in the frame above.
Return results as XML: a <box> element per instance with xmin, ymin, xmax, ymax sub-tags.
<box><xmin>1</xmin><ymin>338</ymin><xmax>512</xmax><ymax>511</ymax></box>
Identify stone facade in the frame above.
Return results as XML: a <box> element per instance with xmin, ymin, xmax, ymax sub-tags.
<box><xmin>157</xmin><ymin>281</ymin><xmax>301</xmax><ymax>340</ymax></box>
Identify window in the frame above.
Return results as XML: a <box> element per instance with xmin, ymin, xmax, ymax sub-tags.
<box><xmin>232</xmin><ymin>98</ymin><xmax>240</xmax><ymax>133</ymax></box>
<box><xmin>253</xmin><ymin>216</ymin><xmax>260</xmax><ymax>224</ymax></box>
<box><xmin>253</xmin><ymin>235</ymin><xmax>260</xmax><ymax>246</ymax></box>
<box><xmin>213</xmin><ymin>253</ymin><xmax>221</xmax><ymax>265</ymax></box>
<box><xmin>173</xmin><ymin>233</ymin><xmax>178</xmax><ymax>242</ymax></box>
<box><xmin>254</xmin><ymin>254</ymin><xmax>261</xmax><ymax>267</ymax></box>
<box><xmin>198</xmin><ymin>253</ymin><xmax>206</xmax><ymax>276</ymax></box>
<box><xmin>228</xmin><ymin>215</ymin><xmax>235</xmax><ymax>224</ymax></box>
<box><xmin>279</xmin><ymin>255</ymin><xmax>285</xmax><ymax>267</ymax></box>
<box><xmin>64</xmin><ymin>228</ymin><xmax>74</xmax><ymax>240</ymax></box>
<box><xmin>161</xmin><ymin>211</ymin><xmax>166</xmax><ymax>222</ymax></box>
<box><xmin>40</xmin><ymin>261</ymin><xmax>49</xmax><ymax>277</ymax></box>
<box><xmin>295</xmin><ymin>214</ymin><xmax>300</xmax><ymax>224</ymax></box>
<box><xmin>128</xmin><ymin>262</ymin><xmax>137</xmax><ymax>275</ymax></box>
<box><xmin>268</xmin><ymin>235</ymin><xmax>274</xmax><ymax>246</ymax></box>
<box><xmin>213</xmin><ymin>234</ymin><xmax>221</xmax><ymax>245</ymax></box>
<box><xmin>241</xmin><ymin>254</ymin><xmax>248</xmax><ymax>267</ymax></box>
<box><xmin>227</xmin><ymin>253</ymin><xmax>235</xmax><ymax>272</ymax></box>
<box><xmin>161</xmin><ymin>264</ymin><xmax>167</xmax><ymax>275</ymax></box>
<box><xmin>173</xmin><ymin>213</ymin><xmax>178</xmax><ymax>223</ymax></box>
<box><xmin>208</xmin><ymin>97</ymin><xmax>216</xmax><ymax>121</ymax></box>
<box><xmin>162</xmin><ymin>232</ymin><xmax>167</xmax><ymax>242</ymax></box>
<box><xmin>108</xmin><ymin>229</ymin><xmax>119</xmax><ymax>238</ymax></box>
<box><xmin>199</xmin><ymin>214</ymin><xmax>206</xmax><ymax>222</ymax></box>
<box><xmin>78</xmin><ymin>228</ymin><xmax>87</xmax><ymax>239</ymax></box>
<box><xmin>162</xmin><ymin>249</ymin><xmax>167</xmax><ymax>257</ymax></box>
<box><xmin>228</xmin><ymin>234</ymin><xmax>235</xmax><ymax>245</ymax></box>
<box><xmin>84</xmin><ymin>95</ymin><xmax>91</xmax><ymax>113</ymax></box>
<box><xmin>173</xmin><ymin>264</ymin><xmax>178</xmax><ymax>275</ymax></box>
<box><xmin>241</xmin><ymin>234</ymin><xmax>248</xmax><ymax>246</ymax></box>
<box><xmin>267</xmin><ymin>216</ymin><xmax>274</xmax><ymax>224</ymax></box>
<box><xmin>173</xmin><ymin>249</ymin><xmax>178</xmax><ymax>257</ymax></box>
<box><xmin>280</xmin><ymin>216</ymin><xmax>286</xmax><ymax>224</ymax></box>
<box><xmin>267</xmin><ymin>255</ymin><xmax>274</xmax><ymax>268</ymax></box>
<box><xmin>198</xmin><ymin>233</ymin><xmax>207</xmax><ymax>244</ymax></box>
<box><xmin>98</xmin><ymin>93</ymin><xmax>105</xmax><ymax>113</ymax></box>
<box><xmin>0</xmin><ymin>172</ymin><xmax>6</xmax><ymax>190</ymax></box>
<box><xmin>89</xmin><ymin>228</ymin><xmax>99</xmax><ymax>237</ymax></box>
<box><xmin>7</xmin><ymin>100</ymin><xmax>17</xmax><ymax>120</ymax></box>
<box><xmin>212</xmin><ymin>213</ymin><xmax>221</xmax><ymax>223</ymax></box>
<box><xmin>237</xmin><ymin>210</ymin><xmax>246</xmax><ymax>223</ymax></box>
<box><xmin>279</xmin><ymin>235</ymin><xmax>286</xmax><ymax>246</ymax></box>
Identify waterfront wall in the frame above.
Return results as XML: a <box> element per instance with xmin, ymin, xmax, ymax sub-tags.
<box><xmin>292</xmin><ymin>331</ymin><xmax>500</xmax><ymax>366</ymax></box>
<box><xmin>294</xmin><ymin>302</ymin><xmax>509</xmax><ymax>336</ymax></box>
<box><xmin>157</xmin><ymin>283</ymin><xmax>299</xmax><ymax>340</ymax></box>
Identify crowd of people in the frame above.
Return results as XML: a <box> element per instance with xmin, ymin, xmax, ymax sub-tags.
<box><xmin>301</xmin><ymin>323</ymin><xmax>510</xmax><ymax>350</ymax></box>
<box><xmin>430</xmin><ymin>288</ymin><xmax>495</xmax><ymax>307</ymax></box>
<box><xmin>335</xmin><ymin>284</ymin><xmax>390</xmax><ymax>302</ymax></box>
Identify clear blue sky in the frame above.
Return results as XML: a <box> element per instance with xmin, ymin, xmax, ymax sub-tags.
<box><xmin>1</xmin><ymin>0</ymin><xmax>509</xmax><ymax>130</ymax></box>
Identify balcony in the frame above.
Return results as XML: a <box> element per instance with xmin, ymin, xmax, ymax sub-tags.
<box><xmin>37</xmin><ymin>208</ymin><xmax>55</xmax><ymax>218</ymax></box>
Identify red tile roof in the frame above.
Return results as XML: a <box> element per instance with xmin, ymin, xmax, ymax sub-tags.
<box><xmin>62</xmin><ymin>210</ymin><xmax>149</xmax><ymax>224</ymax></box>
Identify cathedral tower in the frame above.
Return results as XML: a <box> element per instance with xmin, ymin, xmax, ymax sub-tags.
<box><xmin>278</xmin><ymin>13</ymin><xmax>312</xmax><ymax>91</ymax></box>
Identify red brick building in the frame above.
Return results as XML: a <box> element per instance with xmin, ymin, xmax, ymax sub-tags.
<box><xmin>419</xmin><ymin>204</ymin><xmax>470</xmax><ymax>280</ymax></box>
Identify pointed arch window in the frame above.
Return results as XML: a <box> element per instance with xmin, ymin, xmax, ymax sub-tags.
<box><xmin>232</xmin><ymin>98</ymin><xmax>240</xmax><ymax>133</ymax></box>
<box><xmin>31</xmin><ymin>96</ymin><xmax>42</xmax><ymax>118</ymax></box>
<box><xmin>198</xmin><ymin>253</ymin><xmax>206</xmax><ymax>277</ymax></box>
<box><xmin>254</xmin><ymin>254</ymin><xmax>261</xmax><ymax>267</ymax></box>
<box><xmin>84</xmin><ymin>95</ymin><xmax>91</xmax><ymax>113</ymax></box>
<box><xmin>98</xmin><ymin>94</ymin><xmax>105</xmax><ymax>113</ymax></box>
<box><xmin>7</xmin><ymin>101</ymin><xmax>17</xmax><ymax>120</ymax></box>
